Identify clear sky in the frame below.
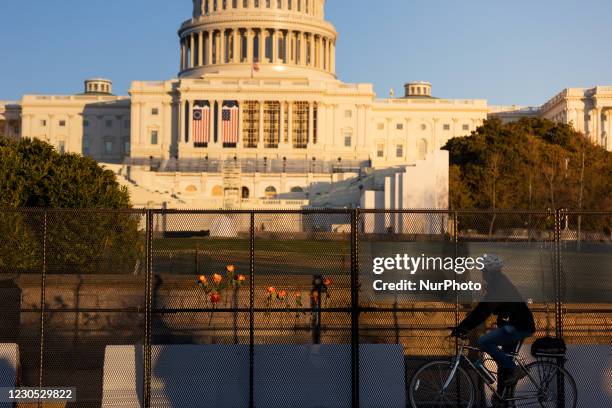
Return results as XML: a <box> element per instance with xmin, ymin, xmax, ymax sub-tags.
<box><xmin>1</xmin><ymin>0</ymin><xmax>610</xmax><ymax>105</ymax></box>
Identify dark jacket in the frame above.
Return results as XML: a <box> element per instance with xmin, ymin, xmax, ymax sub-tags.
<box><xmin>458</xmin><ymin>301</ymin><xmax>536</xmax><ymax>334</ymax></box>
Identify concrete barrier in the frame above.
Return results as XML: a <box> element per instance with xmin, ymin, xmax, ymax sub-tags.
<box><xmin>0</xmin><ymin>344</ymin><xmax>19</xmax><ymax>408</ymax></box>
<box><xmin>102</xmin><ymin>344</ymin><xmax>405</xmax><ymax>408</ymax></box>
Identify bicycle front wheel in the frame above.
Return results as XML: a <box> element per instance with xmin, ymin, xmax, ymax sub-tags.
<box><xmin>511</xmin><ymin>360</ymin><xmax>577</xmax><ymax>408</ymax></box>
<box><xmin>409</xmin><ymin>361</ymin><xmax>475</xmax><ymax>408</ymax></box>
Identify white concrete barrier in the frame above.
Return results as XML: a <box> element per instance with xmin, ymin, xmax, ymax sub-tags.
<box><xmin>0</xmin><ymin>344</ymin><xmax>19</xmax><ymax>408</ymax></box>
<box><xmin>484</xmin><ymin>344</ymin><xmax>612</xmax><ymax>408</ymax></box>
<box><xmin>102</xmin><ymin>344</ymin><xmax>405</xmax><ymax>408</ymax></box>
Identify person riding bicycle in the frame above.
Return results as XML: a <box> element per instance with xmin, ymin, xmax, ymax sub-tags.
<box><xmin>451</xmin><ymin>254</ymin><xmax>536</xmax><ymax>402</ymax></box>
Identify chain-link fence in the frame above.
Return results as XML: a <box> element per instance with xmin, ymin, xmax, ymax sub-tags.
<box><xmin>0</xmin><ymin>209</ymin><xmax>610</xmax><ymax>407</ymax></box>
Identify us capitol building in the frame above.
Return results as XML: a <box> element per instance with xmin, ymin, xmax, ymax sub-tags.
<box><xmin>1</xmin><ymin>0</ymin><xmax>610</xmax><ymax>216</ymax></box>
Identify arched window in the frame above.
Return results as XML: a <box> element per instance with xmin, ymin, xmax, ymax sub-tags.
<box><xmin>418</xmin><ymin>139</ymin><xmax>428</xmax><ymax>160</ymax></box>
<box><xmin>242</xmin><ymin>186</ymin><xmax>250</xmax><ymax>199</ymax></box>
<box><xmin>290</xmin><ymin>186</ymin><xmax>304</xmax><ymax>193</ymax></box>
<box><xmin>264</xmin><ymin>186</ymin><xmax>277</xmax><ymax>198</ymax></box>
<box><xmin>212</xmin><ymin>185</ymin><xmax>224</xmax><ymax>197</ymax></box>
<box><xmin>186</xmin><ymin>185</ymin><xmax>198</xmax><ymax>194</ymax></box>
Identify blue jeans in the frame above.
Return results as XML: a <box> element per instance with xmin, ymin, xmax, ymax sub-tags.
<box><xmin>477</xmin><ymin>325</ymin><xmax>532</xmax><ymax>370</ymax></box>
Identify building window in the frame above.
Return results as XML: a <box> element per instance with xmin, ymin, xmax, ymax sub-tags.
<box><xmin>266</xmin><ymin>0</ymin><xmax>271</xmax><ymax>8</ymax></box>
<box><xmin>151</xmin><ymin>108</ymin><xmax>159</xmax><ymax>116</ymax></box>
<box><xmin>292</xmin><ymin>101</ymin><xmax>308</xmax><ymax>149</ymax></box>
<box><xmin>264</xmin><ymin>101</ymin><xmax>280</xmax><ymax>148</ymax></box>
<box><xmin>283</xmin><ymin>102</ymin><xmax>289</xmax><ymax>144</ymax></box>
<box><xmin>40</xmin><ymin>120</ymin><xmax>47</xmax><ymax>127</ymax></box>
<box><xmin>242</xmin><ymin>187</ymin><xmax>250</xmax><ymax>199</ymax></box>
<box><xmin>59</xmin><ymin>120</ymin><xmax>66</xmax><ymax>127</ymax></box>
<box><xmin>345</xmin><ymin>110</ymin><xmax>353</xmax><ymax>118</ymax></box>
<box><xmin>396</xmin><ymin>123</ymin><xmax>403</xmax><ymax>130</ymax></box>
<box><xmin>242</xmin><ymin>101</ymin><xmax>260</xmax><ymax>148</ymax></box>
<box><xmin>418</xmin><ymin>139</ymin><xmax>428</xmax><ymax>160</ymax></box>
<box><xmin>276</xmin><ymin>0</ymin><xmax>281</xmax><ymax>8</ymax></box>
<box><xmin>443</xmin><ymin>124</ymin><xmax>450</xmax><ymax>130</ymax></box>
<box><xmin>83</xmin><ymin>120</ymin><xmax>89</xmax><ymax>127</ymax></box>
<box><xmin>58</xmin><ymin>141</ymin><xmax>66</xmax><ymax>154</ymax></box>
<box><xmin>104</xmin><ymin>141</ymin><xmax>113</xmax><ymax>155</ymax></box>
<box><xmin>377</xmin><ymin>123</ymin><xmax>384</xmax><ymax>130</ymax></box>
<box><xmin>105</xmin><ymin>120</ymin><xmax>113</xmax><ymax>128</ymax></box>
<box><xmin>377</xmin><ymin>143</ymin><xmax>384</xmax><ymax>158</ymax></box>
<box><xmin>233</xmin><ymin>0</ymin><xmax>238</xmax><ymax>7</ymax></box>
<box><xmin>291</xmin><ymin>186</ymin><xmax>304</xmax><ymax>193</ymax></box>
<box><xmin>83</xmin><ymin>136</ymin><xmax>90</xmax><ymax>155</ymax></box>
<box><xmin>264</xmin><ymin>186</ymin><xmax>277</xmax><ymax>198</ymax></box>
<box><xmin>462</xmin><ymin>124</ymin><xmax>469</xmax><ymax>131</ymax></box>
<box><xmin>396</xmin><ymin>144</ymin><xmax>403</xmax><ymax>158</ymax></box>
<box><xmin>151</xmin><ymin>130</ymin><xmax>159</xmax><ymax>145</ymax></box>
<box><xmin>344</xmin><ymin>132</ymin><xmax>352</xmax><ymax>147</ymax></box>
<box><xmin>421</xmin><ymin>124</ymin><xmax>427</xmax><ymax>130</ymax></box>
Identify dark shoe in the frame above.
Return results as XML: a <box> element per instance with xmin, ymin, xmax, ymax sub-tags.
<box><xmin>504</xmin><ymin>366</ymin><xmax>527</xmax><ymax>385</ymax></box>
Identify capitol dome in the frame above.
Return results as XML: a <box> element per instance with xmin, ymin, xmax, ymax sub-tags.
<box><xmin>178</xmin><ymin>0</ymin><xmax>337</xmax><ymax>79</ymax></box>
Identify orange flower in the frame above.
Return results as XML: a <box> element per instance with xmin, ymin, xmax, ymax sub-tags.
<box><xmin>267</xmin><ymin>286</ymin><xmax>276</xmax><ymax>294</ymax></box>
<box><xmin>294</xmin><ymin>291</ymin><xmax>302</xmax><ymax>298</ymax></box>
<box><xmin>278</xmin><ymin>290</ymin><xmax>287</xmax><ymax>300</ymax></box>
<box><xmin>323</xmin><ymin>278</ymin><xmax>333</xmax><ymax>286</ymax></box>
<box><xmin>236</xmin><ymin>274</ymin><xmax>247</xmax><ymax>282</ymax></box>
<box><xmin>210</xmin><ymin>292</ymin><xmax>221</xmax><ymax>304</ymax></box>
<box><xmin>212</xmin><ymin>273</ymin><xmax>223</xmax><ymax>285</ymax></box>
<box><xmin>226</xmin><ymin>265</ymin><xmax>236</xmax><ymax>273</ymax></box>
<box><xmin>198</xmin><ymin>275</ymin><xmax>207</xmax><ymax>284</ymax></box>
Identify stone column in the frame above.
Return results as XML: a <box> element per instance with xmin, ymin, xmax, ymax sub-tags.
<box><xmin>259</xmin><ymin>101</ymin><xmax>265</xmax><ymax>146</ymax></box>
<box><xmin>258</xmin><ymin>29</ymin><xmax>265</xmax><ymax>62</ymax></box>
<box><xmin>187</xmin><ymin>99</ymin><xmax>193</xmax><ymax>144</ymax></box>
<box><xmin>280</xmin><ymin>101</ymin><xmax>285</xmax><ymax>145</ymax></box>
<box><xmin>220</xmin><ymin>30</ymin><xmax>226</xmax><ymax>64</ymax></box>
<box><xmin>216</xmin><ymin>99</ymin><xmax>223</xmax><ymax>145</ymax></box>
<box><xmin>308</xmin><ymin>102</ymin><xmax>314</xmax><ymax>144</ymax></box>
<box><xmin>246</xmin><ymin>29</ymin><xmax>254</xmax><ymax>63</ymax></box>
<box><xmin>178</xmin><ymin>99</ymin><xmax>185</xmax><ymax>146</ymax></box>
<box><xmin>271</xmin><ymin>29</ymin><xmax>278</xmax><ymax>63</ymax></box>
<box><xmin>209</xmin><ymin>101</ymin><xmax>215</xmax><ymax>145</ymax></box>
<box><xmin>180</xmin><ymin>40</ymin><xmax>185</xmax><ymax>71</ymax></box>
<box><xmin>288</xmin><ymin>102</ymin><xmax>293</xmax><ymax>146</ymax></box>
<box><xmin>317</xmin><ymin>102</ymin><xmax>326</xmax><ymax>147</ymax></box>
<box><xmin>309</xmin><ymin>34</ymin><xmax>314</xmax><ymax>67</ymax></box>
<box><xmin>233</xmin><ymin>29</ymin><xmax>240</xmax><ymax>63</ymax></box>
<box><xmin>299</xmin><ymin>32</ymin><xmax>305</xmax><ymax>65</ymax></box>
<box><xmin>207</xmin><ymin>31</ymin><xmax>213</xmax><ymax>64</ymax></box>
<box><xmin>162</xmin><ymin>101</ymin><xmax>172</xmax><ymax>159</ymax></box>
<box><xmin>287</xmin><ymin>31</ymin><xmax>293</xmax><ymax>64</ymax></box>
<box><xmin>190</xmin><ymin>33</ymin><xmax>195</xmax><ymax>68</ymax></box>
<box><xmin>330</xmin><ymin>41</ymin><xmax>336</xmax><ymax>74</ymax></box>
<box><xmin>237</xmin><ymin>101</ymin><xmax>243</xmax><ymax>148</ymax></box>
<box><xmin>198</xmin><ymin>31</ymin><xmax>204</xmax><ymax>66</ymax></box>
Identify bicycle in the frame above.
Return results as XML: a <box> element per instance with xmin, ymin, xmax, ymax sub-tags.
<box><xmin>408</xmin><ymin>330</ymin><xmax>577</xmax><ymax>407</ymax></box>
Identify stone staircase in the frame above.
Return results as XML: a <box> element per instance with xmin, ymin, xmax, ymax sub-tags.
<box><xmin>222</xmin><ymin>158</ymin><xmax>242</xmax><ymax>209</ymax></box>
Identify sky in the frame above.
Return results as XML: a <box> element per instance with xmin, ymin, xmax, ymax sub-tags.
<box><xmin>1</xmin><ymin>0</ymin><xmax>611</xmax><ymax>105</ymax></box>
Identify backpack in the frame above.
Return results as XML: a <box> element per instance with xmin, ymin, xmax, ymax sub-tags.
<box><xmin>531</xmin><ymin>336</ymin><xmax>566</xmax><ymax>357</ymax></box>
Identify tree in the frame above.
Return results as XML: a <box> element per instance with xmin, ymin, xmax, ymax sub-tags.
<box><xmin>0</xmin><ymin>136</ymin><xmax>141</xmax><ymax>274</ymax></box>
<box><xmin>443</xmin><ymin>117</ymin><xmax>612</xmax><ymax>232</ymax></box>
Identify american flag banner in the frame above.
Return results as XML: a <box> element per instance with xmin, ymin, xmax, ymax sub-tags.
<box><xmin>222</xmin><ymin>105</ymin><xmax>239</xmax><ymax>144</ymax></box>
<box><xmin>193</xmin><ymin>105</ymin><xmax>210</xmax><ymax>145</ymax></box>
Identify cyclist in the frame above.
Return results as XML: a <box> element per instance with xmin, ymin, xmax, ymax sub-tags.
<box><xmin>451</xmin><ymin>254</ymin><xmax>535</xmax><ymax>404</ymax></box>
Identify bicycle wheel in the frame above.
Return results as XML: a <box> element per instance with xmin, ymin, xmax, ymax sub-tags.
<box><xmin>511</xmin><ymin>360</ymin><xmax>577</xmax><ymax>408</ymax></box>
<box><xmin>409</xmin><ymin>361</ymin><xmax>475</xmax><ymax>407</ymax></box>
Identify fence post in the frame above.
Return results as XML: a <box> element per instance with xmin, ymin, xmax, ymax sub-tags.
<box><xmin>350</xmin><ymin>209</ymin><xmax>360</xmax><ymax>408</ymax></box>
<box><xmin>249</xmin><ymin>211</ymin><xmax>255</xmax><ymax>408</ymax></box>
<box><xmin>143</xmin><ymin>209</ymin><xmax>153</xmax><ymax>408</ymax></box>
<box><xmin>38</xmin><ymin>210</ymin><xmax>48</xmax><ymax>408</ymax></box>
<box><xmin>554</xmin><ymin>209</ymin><xmax>564</xmax><ymax>339</ymax></box>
